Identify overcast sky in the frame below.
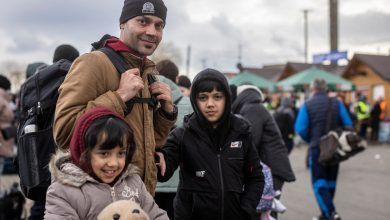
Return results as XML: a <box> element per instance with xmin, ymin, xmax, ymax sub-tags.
<box><xmin>0</xmin><ymin>0</ymin><xmax>389</xmax><ymax>78</ymax></box>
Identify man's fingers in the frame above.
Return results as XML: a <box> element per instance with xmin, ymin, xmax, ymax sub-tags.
<box><xmin>125</xmin><ymin>68</ymin><xmax>140</xmax><ymax>76</ymax></box>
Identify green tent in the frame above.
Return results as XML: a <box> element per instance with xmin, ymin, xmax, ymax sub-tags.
<box><xmin>277</xmin><ymin>67</ymin><xmax>354</xmax><ymax>91</ymax></box>
<box><xmin>229</xmin><ymin>71</ymin><xmax>275</xmax><ymax>91</ymax></box>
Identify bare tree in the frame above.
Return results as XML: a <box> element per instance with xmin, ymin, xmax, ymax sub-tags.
<box><xmin>150</xmin><ymin>42</ymin><xmax>182</xmax><ymax>67</ymax></box>
<box><xmin>0</xmin><ymin>61</ymin><xmax>26</xmax><ymax>93</ymax></box>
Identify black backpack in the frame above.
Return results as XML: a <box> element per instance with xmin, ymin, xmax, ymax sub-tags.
<box><xmin>17</xmin><ymin>58</ymin><xmax>71</xmax><ymax>201</ymax></box>
<box><xmin>17</xmin><ymin>47</ymin><xmax>157</xmax><ymax>201</ymax></box>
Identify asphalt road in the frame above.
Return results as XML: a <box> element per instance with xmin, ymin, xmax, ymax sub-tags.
<box><xmin>1</xmin><ymin>143</ymin><xmax>389</xmax><ymax>220</ymax></box>
<box><xmin>279</xmin><ymin>143</ymin><xmax>390</xmax><ymax>220</ymax></box>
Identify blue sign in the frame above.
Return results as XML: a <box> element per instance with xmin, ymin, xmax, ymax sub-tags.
<box><xmin>313</xmin><ymin>51</ymin><xmax>348</xmax><ymax>64</ymax></box>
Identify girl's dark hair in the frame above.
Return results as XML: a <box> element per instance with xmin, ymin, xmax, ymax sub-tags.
<box><xmin>194</xmin><ymin>80</ymin><xmax>223</xmax><ymax>94</ymax></box>
<box><xmin>79</xmin><ymin>116</ymin><xmax>136</xmax><ymax>174</ymax></box>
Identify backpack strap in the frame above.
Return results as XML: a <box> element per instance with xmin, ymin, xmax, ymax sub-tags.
<box><xmin>174</xmin><ymin>96</ymin><xmax>183</xmax><ymax>105</ymax></box>
<box><xmin>99</xmin><ymin>47</ymin><xmax>157</xmax><ymax>115</ymax></box>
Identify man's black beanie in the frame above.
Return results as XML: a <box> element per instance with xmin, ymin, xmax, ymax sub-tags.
<box><xmin>120</xmin><ymin>0</ymin><xmax>167</xmax><ymax>24</ymax></box>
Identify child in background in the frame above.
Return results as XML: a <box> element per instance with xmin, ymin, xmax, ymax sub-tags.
<box><xmin>157</xmin><ymin>68</ymin><xmax>264</xmax><ymax>219</ymax></box>
<box><xmin>44</xmin><ymin>107</ymin><xmax>168</xmax><ymax>220</ymax></box>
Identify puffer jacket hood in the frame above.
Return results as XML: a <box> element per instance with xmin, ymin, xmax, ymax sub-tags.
<box><xmin>236</xmin><ymin>85</ymin><xmax>264</xmax><ymax>102</ymax></box>
<box><xmin>232</xmin><ymin>86</ymin><xmax>263</xmax><ymax>113</ymax></box>
<box><xmin>49</xmin><ymin>150</ymin><xmax>139</xmax><ymax>187</ymax></box>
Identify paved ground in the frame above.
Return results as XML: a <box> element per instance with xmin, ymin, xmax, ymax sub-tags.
<box><xmin>279</xmin><ymin>143</ymin><xmax>390</xmax><ymax>220</ymax></box>
<box><xmin>2</xmin><ymin>143</ymin><xmax>389</xmax><ymax>219</ymax></box>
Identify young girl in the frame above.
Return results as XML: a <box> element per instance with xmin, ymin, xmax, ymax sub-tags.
<box><xmin>157</xmin><ymin>68</ymin><xmax>264</xmax><ymax>220</ymax></box>
<box><xmin>44</xmin><ymin>107</ymin><xmax>168</xmax><ymax>220</ymax></box>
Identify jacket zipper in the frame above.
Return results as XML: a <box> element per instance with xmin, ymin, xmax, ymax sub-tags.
<box><xmin>110</xmin><ymin>186</ymin><xmax>116</xmax><ymax>201</ymax></box>
<box><xmin>217</xmin><ymin>150</ymin><xmax>224</xmax><ymax>220</ymax></box>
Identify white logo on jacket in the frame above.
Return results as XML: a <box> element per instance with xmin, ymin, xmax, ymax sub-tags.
<box><xmin>195</xmin><ymin>171</ymin><xmax>206</xmax><ymax>177</ymax></box>
<box><xmin>230</xmin><ymin>141</ymin><xmax>242</xmax><ymax>148</ymax></box>
<box><xmin>122</xmin><ymin>186</ymin><xmax>139</xmax><ymax>199</ymax></box>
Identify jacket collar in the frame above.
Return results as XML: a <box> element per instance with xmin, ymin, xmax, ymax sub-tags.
<box><xmin>50</xmin><ymin>151</ymin><xmax>139</xmax><ymax>187</ymax></box>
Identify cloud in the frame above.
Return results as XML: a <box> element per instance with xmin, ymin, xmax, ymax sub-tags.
<box><xmin>340</xmin><ymin>10</ymin><xmax>390</xmax><ymax>45</ymax></box>
<box><xmin>0</xmin><ymin>0</ymin><xmax>389</xmax><ymax>77</ymax></box>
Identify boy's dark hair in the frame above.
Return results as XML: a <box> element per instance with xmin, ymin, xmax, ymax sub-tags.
<box><xmin>193</xmin><ymin>80</ymin><xmax>223</xmax><ymax>95</ymax></box>
<box><xmin>177</xmin><ymin>75</ymin><xmax>191</xmax><ymax>89</ymax></box>
<box><xmin>0</xmin><ymin>74</ymin><xmax>11</xmax><ymax>90</ymax></box>
<box><xmin>81</xmin><ymin>116</ymin><xmax>136</xmax><ymax>169</ymax></box>
<box><xmin>156</xmin><ymin>59</ymin><xmax>179</xmax><ymax>83</ymax></box>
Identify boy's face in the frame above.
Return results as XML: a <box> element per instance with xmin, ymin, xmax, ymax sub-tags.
<box><xmin>196</xmin><ymin>88</ymin><xmax>226</xmax><ymax>128</ymax></box>
<box><xmin>90</xmin><ymin>133</ymin><xmax>127</xmax><ymax>184</ymax></box>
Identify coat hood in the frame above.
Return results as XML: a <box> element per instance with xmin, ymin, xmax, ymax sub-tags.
<box><xmin>232</xmin><ymin>85</ymin><xmax>263</xmax><ymax>113</ymax></box>
<box><xmin>49</xmin><ymin>150</ymin><xmax>139</xmax><ymax>187</ymax></box>
<box><xmin>236</xmin><ymin>85</ymin><xmax>264</xmax><ymax>102</ymax></box>
<box><xmin>190</xmin><ymin>68</ymin><xmax>231</xmax><ymax>126</ymax></box>
<box><xmin>189</xmin><ymin>68</ymin><xmax>232</xmax><ymax>147</ymax></box>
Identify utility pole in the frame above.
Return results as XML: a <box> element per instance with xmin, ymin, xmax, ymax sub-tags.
<box><xmin>238</xmin><ymin>43</ymin><xmax>242</xmax><ymax>64</ymax></box>
<box><xmin>303</xmin><ymin>9</ymin><xmax>311</xmax><ymax>63</ymax></box>
<box><xmin>185</xmin><ymin>45</ymin><xmax>191</xmax><ymax>76</ymax></box>
<box><xmin>330</xmin><ymin>0</ymin><xmax>338</xmax><ymax>65</ymax></box>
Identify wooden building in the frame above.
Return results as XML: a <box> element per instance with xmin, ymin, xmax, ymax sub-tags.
<box><xmin>342</xmin><ymin>54</ymin><xmax>390</xmax><ymax>117</ymax></box>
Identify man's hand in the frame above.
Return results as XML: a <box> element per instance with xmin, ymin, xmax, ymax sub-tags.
<box><xmin>116</xmin><ymin>68</ymin><xmax>144</xmax><ymax>102</ymax></box>
<box><xmin>149</xmin><ymin>81</ymin><xmax>174</xmax><ymax>112</ymax></box>
<box><xmin>155</xmin><ymin>152</ymin><xmax>166</xmax><ymax>176</ymax></box>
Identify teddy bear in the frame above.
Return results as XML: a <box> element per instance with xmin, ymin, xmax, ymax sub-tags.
<box><xmin>97</xmin><ymin>200</ymin><xmax>150</xmax><ymax>220</ymax></box>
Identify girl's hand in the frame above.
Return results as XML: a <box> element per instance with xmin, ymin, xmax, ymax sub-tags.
<box><xmin>155</xmin><ymin>152</ymin><xmax>166</xmax><ymax>176</ymax></box>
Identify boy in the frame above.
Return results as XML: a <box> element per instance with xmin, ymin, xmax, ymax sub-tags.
<box><xmin>157</xmin><ymin>68</ymin><xmax>264</xmax><ymax>219</ymax></box>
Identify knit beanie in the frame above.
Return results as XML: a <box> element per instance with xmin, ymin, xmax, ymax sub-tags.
<box><xmin>70</xmin><ymin>107</ymin><xmax>127</xmax><ymax>167</ymax></box>
<box><xmin>53</xmin><ymin>44</ymin><xmax>80</xmax><ymax>63</ymax></box>
<box><xmin>120</xmin><ymin>0</ymin><xmax>167</xmax><ymax>24</ymax></box>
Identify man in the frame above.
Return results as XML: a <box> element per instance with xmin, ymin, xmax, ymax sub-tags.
<box><xmin>28</xmin><ymin>43</ymin><xmax>79</xmax><ymax>220</ymax></box>
<box><xmin>54</xmin><ymin>0</ymin><xmax>176</xmax><ymax>196</ymax></box>
<box><xmin>356</xmin><ymin>94</ymin><xmax>370</xmax><ymax>139</ymax></box>
<box><xmin>295</xmin><ymin>78</ymin><xmax>352</xmax><ymax>220</ymax></box>
<box><xmin>156</xmin><ymin>59</ymin><xmax>193</xmax><ymax>126</ymax></box>
<box><xmin>177</xmin><ymin>75</ymin><xmax>191</xmax><ymax>97</ymax></box>
<box><xmin>273</xmin><ymin>96</ymin><xmax>296</xmax><ymax>154</ymax></box>
<box><xmin>231</xmin><ymin>84</ymin><xmax>295</xmax><ymax>219</ymax></box>
<box><xmin>156</xmin><ymin>59</ymin><xmax>179</xmax><ymax>83</ymax></box>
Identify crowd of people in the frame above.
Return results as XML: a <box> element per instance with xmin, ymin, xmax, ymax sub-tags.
<box><xmin>0</xmin><ymin>0</ymin><xmax>387</xmax><ymax>220</ymax></box>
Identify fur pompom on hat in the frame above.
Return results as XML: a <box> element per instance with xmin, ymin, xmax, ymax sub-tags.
<box><xmin>120</xmin><ymin>0</ymin><xmax>167</xmax><ymax>24</ymax></box>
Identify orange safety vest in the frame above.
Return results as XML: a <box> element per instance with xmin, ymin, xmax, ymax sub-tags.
<box><xmin>380</xmin><ymin>100</ymin><xmax>387</xmax><ymax>120</ymax></box>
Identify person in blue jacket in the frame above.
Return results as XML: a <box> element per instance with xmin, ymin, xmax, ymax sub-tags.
<box><xmin>295</xmin><ymin>78</ymin><xmax>352</xmax><ymax>220</ymax></box>
<box><xmin>157</xmin><ymin>68</ymin><xmax>264</xmax><ymax>220</ymax></box>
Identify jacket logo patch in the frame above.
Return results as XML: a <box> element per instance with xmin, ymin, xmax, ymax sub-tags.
<box><xmin>195</xmin><ymin>171</ymin><xmax>206</xmax><ymax>178</ymax></box>
<box><xmin>122</xmin><ymin>186</ymin><xmax>139</xmax><ymax>199</ymax></box>
<box><xmin>230</xmin><ymin>141</ymin><xmax>242</xmax><ymax>148</ymax></box>
<box><xmin>142</xmin><ymin>2</ymin><xmax>155</xmax><ymax>14</ymax></box>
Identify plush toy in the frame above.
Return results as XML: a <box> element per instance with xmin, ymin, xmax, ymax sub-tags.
<box><xmin>97</xmin><ymin>200</ymin><xmax>150</xmax><ymax>220</ymax></box>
